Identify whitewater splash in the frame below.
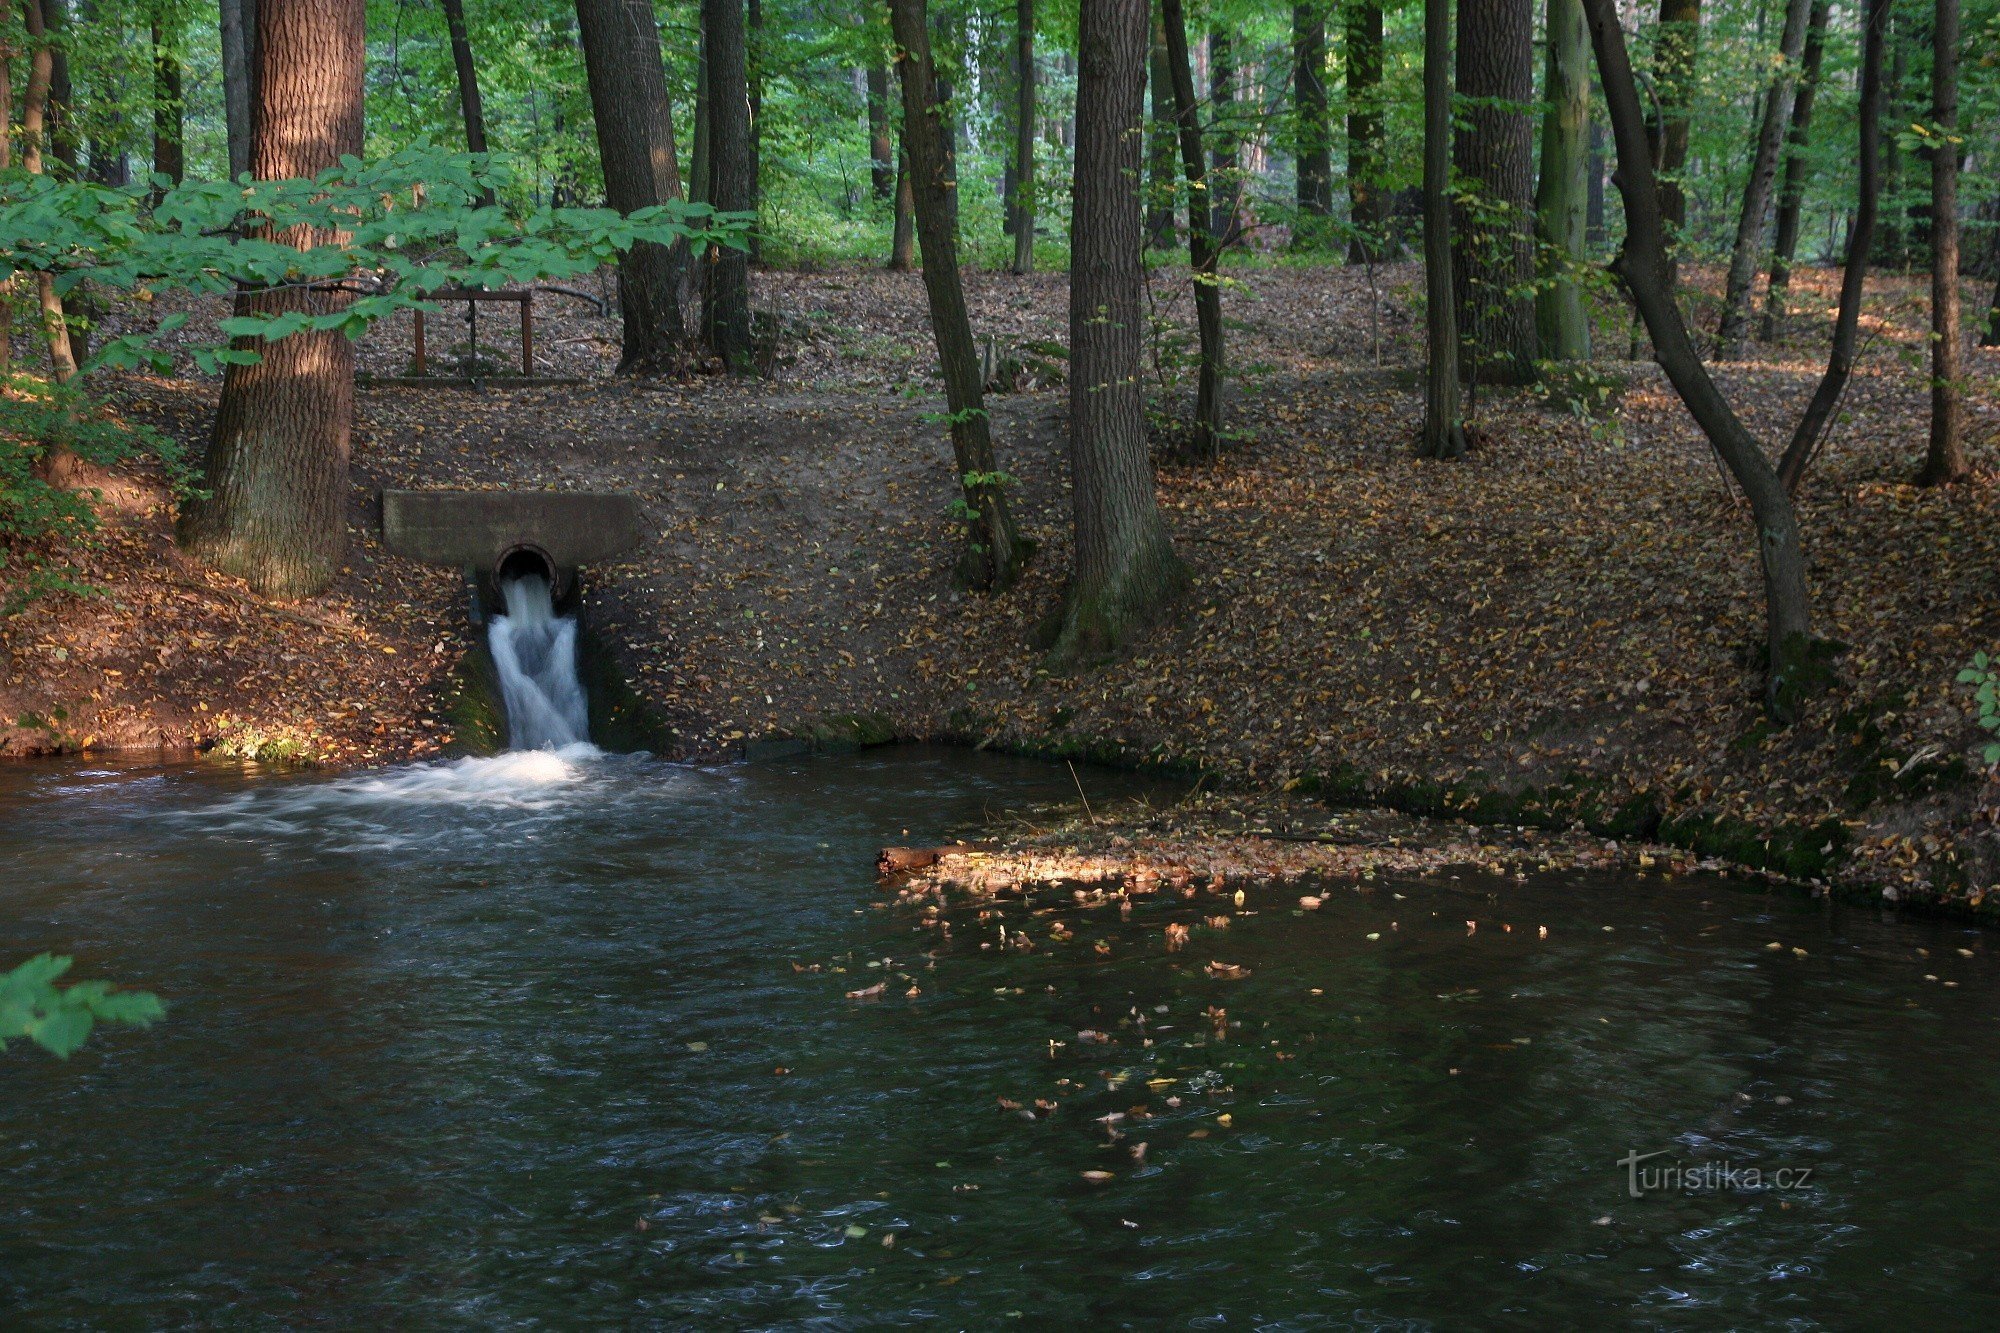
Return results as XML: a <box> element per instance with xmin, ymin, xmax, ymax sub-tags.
<box><xmin>488</xmin><ymin>574</ymin><xmax>592</xmax><ymax>751</ymax></box>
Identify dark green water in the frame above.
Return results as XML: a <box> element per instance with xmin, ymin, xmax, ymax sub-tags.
<box><xmin>4</xmin><ymin>746</ymin><xmax>2000</xmax><ymax>1328</ymax></box>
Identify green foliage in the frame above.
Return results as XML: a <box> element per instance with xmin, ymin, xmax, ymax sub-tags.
<box><xmin>1957</xmin><ymin>653</ymin><xmax>2000</xmax><ymax>767</ymax></box>
<box><xmin>1</xmin><ymin>954</ymin><xmax>165</xmax><ymax>1059</ymax></box>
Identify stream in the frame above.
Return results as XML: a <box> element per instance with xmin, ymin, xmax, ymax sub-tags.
<box><xmin>4</xmin><ymin>746</ymin><xmax>1999</xmax><ymax>1326</ymax></box>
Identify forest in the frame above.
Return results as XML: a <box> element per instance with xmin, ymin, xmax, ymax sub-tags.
<box><xmin>1</xmin><ymin>0</ymin><xmax>1997</xmax><ymax>898</ymax></box>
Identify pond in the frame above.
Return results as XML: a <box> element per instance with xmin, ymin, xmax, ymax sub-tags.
<box><xmin>4</xmin><ymin>746</ymin><xmax>1999</xmax><ymax>1326</ymax></box>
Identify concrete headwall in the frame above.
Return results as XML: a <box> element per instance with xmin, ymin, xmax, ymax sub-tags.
<box><xmin>380</xmin><ymin>490</ymin><xmax>645</xmax><ymax>571</ymax></box>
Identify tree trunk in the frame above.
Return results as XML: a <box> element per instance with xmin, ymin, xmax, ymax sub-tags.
<box><xmin>1534</xmin><ymin>0</ymin><xmax>1590</xmax><ymax>360</ymax></box>
<box><xmin>747</xmin><ymin>0</ymin><xmax>763</xmax><ymax>263</ymax></box>
<box><xmin>1586</xmin><ymin>118</ymin><xmax>1607</xmax><ymax>247</ymax></box>
<box><xmin>1647</xmin><ymin>0</ymin><xmax>1700</xmax><ymax>277</ymax></box>
<box><xmin>1010</xmin><ymin>0</ymin><xmax>1035</xmax><ymax>274</ymax></box>
<box><xmin>691</xmin><ymin>31</ymin><xmax>711</xmax><ymax>204</ymax></box>
<box><xmin>1052</xmin><ymin>0</ymin><xmax>1187</xmax><ymax>665</ymax></box>
<box><xmin>886</xmin><ymin>0</ymin><xmax>1027</xmax><ymax>591</ymax></box>
<box><xmin>176</xmin><ymin>0</ymin><xmax>366</xmax><ymax>598</ymax></box>
<box><xmin>1876</xmin><ymin>19</ymin><xmax>1905</xmax><ymax>267</ymax></box>
<box><xmin>1776</xmin><ymin>0</ymin><xmax>1886</xmax><ymax>492</ymax></box>
<box><xmin>42</xmin><ymin>0</ymin><xmax>75</xmax><ymax>175</ymax></box>
<box><xmin>1760</xmin><ymin>0</ymin><xmax>1829</xmax><ymax>341</ymax></box>
<box><xmin>1915</xmin><ymin>0</ymin><xmax>1965</xmax><ymax>485</ymax></box>
<box><xmin>1713</xmin><ymin>0</ymin><xmax>1812</xmax><ymax>358</ymax></box>
<box><xmin>1163</xmin><ymin>0</ymin><xmax>1226</xmax><ymax>458</ymax></box>
<box><xmin>1291</xmin><ymin>3</ymin><xmax>1331</xmax><ymax>247</ymax></box>
<box><xmin>1421</xmin><ymin>0</ymin><xmax>1466</xmax><ymax>458</ymax></box>
<box><xmin>1453</xmin><ymin>0</ymin><xmax>1538</xmax><ymax>384</ymax></box>
<box><xmin>150</xmin><ymin>12</ymin><xmax>185</xmax><ymax>193</ymax></box>
<box><xmin>1147</xmin><ymin>18</ymin><xmax>1178</xmax><ymax>248</ymax></box>
<box><xmin>0</xmin><ymin>51</ymin><xmax>11</xmax><ymax>379</ymax></box>
<box><xmin>1586</xmin><ymin>0</ymin><xmax>1814</xmax><ymax>720</ymax></box>
<box><xmin>20</xmin><ymin>0</ymin><xmax>79</xmax><ymax>397</ymax></box>
<box><xmin>701</xmin><ymin>0</ymin><xmax>753</xmax><ymax>369</ymax></box>
<box><xmin>889</xmin><ymin>142</ymin><xmax>916</xmax><ymax>269</ymax></box>
<box><xmin>219</xmin><ymin>0</ymin><xmax>255</xmax><ymax>179</ymax></box>
<box><xmin>1207</xmin><ymin>30</ymin><xmax>1239</xmax><ymax>246</ymax></box>
<box><xmin>1344</xmin><ymin>0</ymin><xmax>1385</xmax><ymax>263</ymax></box>
<box><xmin>440</xmin><ymin>0</ymin><xmax>492</xmax><ymax>207</ymax></box>
<box><xmin>866</xmin><ymin>65</ymin><xmax>894</xmax><ymax>200</ymax></box>
<box><xmin>575</xmin><ymin>0</ymin><xmax>689</xmax><ymax>374</ymax></box>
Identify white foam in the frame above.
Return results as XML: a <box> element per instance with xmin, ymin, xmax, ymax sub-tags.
<box><xmin>488</xmin><ymin>575</ymin><xmax>591</xmax><ymax>751</ymax></box>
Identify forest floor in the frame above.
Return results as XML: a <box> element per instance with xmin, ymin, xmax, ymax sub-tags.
<box><xmin>2</xmin><ymin>258</ymin><xmax>1997</xmax><ymax>907</ymax></box>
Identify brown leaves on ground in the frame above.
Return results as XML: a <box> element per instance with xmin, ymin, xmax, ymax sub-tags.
<box><xmin>3</xmin><ymin>261</ymin><xmax>1995</xmax><ymax>904</ymax></box>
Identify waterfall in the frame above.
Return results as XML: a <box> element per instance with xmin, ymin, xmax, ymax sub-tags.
<box><xmin>487</xmin><ymin>575</ymin><xmax>591</xmax><ymax>751</ymax></box>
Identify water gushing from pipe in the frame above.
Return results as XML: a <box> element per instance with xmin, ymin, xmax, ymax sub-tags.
<box><xmin>488</xmin><ymin>574</ymin><xmax>591</xmax><ymax>751</ymax></box>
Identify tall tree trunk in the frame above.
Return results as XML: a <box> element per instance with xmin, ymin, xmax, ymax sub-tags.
<box><xmin>1647</xmin><ymin>0</ymin><xmax>1700</xmax><ymax>278</ymax></box>
<box><xmin>440</xmin><ymin>0</ymin><xmax>494</xmax><ymax>207</ymax></box>
<box><xmin>1760</xmin><ymin>0</ymin><xmax>1829</xmax><ymax>341</ymax></box>
<box><xmin>219</xmin><ymin>0</ymin><xmax>254</xmax><ymax>179</ymax></box>
<box><xmin>1147</xmin><ymin>17</ymin><xmax>1178</xmax><ymax>248</ymax></box>
<box><xmin>747</xmin><ymin>0</ymin><xmax>763</xmax><ymax>263</ymax></box>
<box><xmin>888</xmin><ymin>142</ymin><xmax>915</xmax><ymax>269</ymax></box>
<box><xmin>1534</xmin><ymin>0</ymin><xmax>1590</xmax><ymax>360</ymax></box>
<box><xmin>886</xmin><ymin>0</ymin><xmax>1026</xmax><ymax>591</ymax></box>
<box><xmin>150</xmin><ymin>11</ymin><xmax>185</xmax><ymax>194</ymax></box>
<box><xmin>42</xmin><ymin>0</ymin><xmax>75</xmax><ymax>175</ymax></box>
<box><xmin>575</xmin><ymin>0</ymin><xmax>689</xmax><ymax>374</ymax></box>
<box><xmin>1453</xmin><ymin>0</ymin><xmax>1538</xmax><ymax>384</ymax></box>
<box><xmin>1010</xmin><ymin>0</ymin><xmax>1035</xmax><ymax>273</ymax></box>
<box><xmin>701</xmin><ymin>0</ymin><xmax>753</xmax><ymax>368</ymax></box>
<box><xmin>1876</xmin><ymin>18</ymin><xmax>1905</xmax><ymax>267</ymax></box>
<box><xmin>866</xmin><ymin>65</ymin><xmax>894</xmax><ymax>200</ymax></box>
<box><xmin>1776</xmin><ymin>0</ymin><xmax>1886</xmax><ymax>492</ymax></box>
<box><xmin>1916</xmin><ymin>0</ymin><xmax>1965</xmax><ymax>485</ymax></box>
<box><xmin>1207</xmin><ymin>30</ymin><xmax>1239</xmax><ymax>246</ymax></box>
<box><xmin>1713</xmin><ymin>0</ymin><xmax>1812</xmax><ymax>358</ymax></box>
<box><xmin>1344</xmin><ymin>0</ymin><xmax>1385</xmax><ymax>262</ymax></box>
<box><xmin>1052</xmin><ymin>0</ymin><xmax>1187</xmax><ymax>665</ymax></box>
<box><xmin>1585</xmin><ymin>0</ymin><xmax>1814</xmax><ymax>720</ymax></box>
<box><xmin>1421</xmin><ymin>0</ymin><xmax>1466</xmax><ymax>458</ymax></box>
<box><xmin>20</xmin><ymin>0</ymin><xmax>79</xmax><ymax>399</ymax></box>
<box><xmin>0</xmin><ymin>51</ymin><xmax>12</xmax><ymax>379</ymax></box>
<box><xmin>691</xmin><ymin>31</ymin><xmax>711</xmax><ymax>204</ymax></box>
<box><xmin>1163</xmin><ymin>0</ymin><xmax>1225</xmax><ymax>457</ymax></box>
<box><xmin>176</xmin><ymin>0</ymin><xmax>365</xmax><ymax>598</ymax></box>
<box><xmin>1291</xmin><ymin>3</ymin><xmax>1331</xmax><ymax>247</ymax></box>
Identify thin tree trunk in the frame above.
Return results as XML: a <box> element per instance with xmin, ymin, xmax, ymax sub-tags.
<box><xmin>1534</xmin><ymin>0</ymin><xmax>1590</xmax><ymax>360</ymax></box>
<box><xmin>886</xmin><ymin>0</ymin><xmax>1026</xmax><ymax>591</ymax></box>
<box><xmin>1713</xmin><ymin>0</ymin><xmax>1812</xmax><ymax>358</ymax></box>
<box><xmin>1453</xmin><ymin>0</ymin><xmax>1539</xmax><ymax>384</ymax></box>
<box><xmin>1052</xmin><ymin>0</ymin><xmax>1187</xmax><ymax>665</ymax></box>
<box><xmin>150</xmin><ymin>11</ymin><xmax>185</xmax><ymax>194</ymax></box>
<box><xmin>1163</xmin><ymin>0</ymin><xmax>1225</xmax><ymax>457</ymax></box>
<box><xmin>42</xmin><ymin>0</ymin><xmax>75</xmax><ymax>175</ymax></box>
<box><xmin>1208</xmin><ymin>29</ymin><xmax>1239</xmax><ymax>246</ymax></box>
<box><xmin>1344</xmin><ymin>0</ymin><xmax>1385</xmax><ymax>263</ymax></box>
<box><xmin>19</xmin><ymin>0</ymin><xmax>78</xmax><ymax>397</ymax></box>
<box><xmin>1011</xmin><ymin>0</ymin><xmax>1035</xmax><ymax>273</ymax></box>
<box><xmin>1776</xmin><ymin>0</ymin><xmax>1886</xmax><ymax>492</ymax></box>
<box><xmin>575</xmin><ymin>0</ymin><xmax>689</xmax><ymax>374</ymax></box>
<box><xmin>1760</xmin><ymin>0</ymin><xmax>1829</xmax><ymax>341</ymax></box>
<box><xmin>1292</xmin><ymin>3</ymin><xmax>1331</xmax><ymax>247</ymax></box>
<box><xmin>1421</xmin><ymin>0</ymin><xmax>1466</xmax><ymax>458</ymax></box>
<box><xmin>866</xmin><ymin>65</ymin><xmax>894</xmax><ymax>200</ymax></box>
<box><xmin>1586</xmin><ymin>0</ymin><xmax>1814</xmax><ymax>720</ymax></box>
<box><xmin>1147</xmin><ymin>18</ymin><xmax>1178</xmax><ymax>248</ymax></box>
<box><xmin>219</xmin><ymin>0</ymin><xmax>255</xmax><ymax>179</ymax></box>
<box><xmin>1876</xmin><ymin>18</ymin><xmax>1905</xmax><ymax>266</ymax></box>
<box><xmin>1647</xmin><ymin>0</ymin><xmax>1700</xmax><ymax>279</ymax></box>
<box><xmin>1916</xmin><ymin>0</ymin><xmax>1965</xmax><ymax>484</ymax></box>
<box><xmin>440</xmin><ymin>0</ymin><xmax>494</xmax><ymax>208</ymax></box>
<box><xmin>176</xmin><ymin>0</ymin><xmax>366</xmax><ymax>598</ymax></box>
<box><xmin>888</xmin><ymin>141</ymin><xmax>915</xmax><ymax>269</ymax></box>
<box><xmin>701</xmin><ymin>0</ymin><xmax>753</xmax><ymax>368</ymax></box>
<box><xmin>748</xmin><ymin>0</ymin><xmax>763</xmax><ymax>263</ymax></box>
